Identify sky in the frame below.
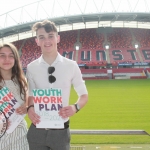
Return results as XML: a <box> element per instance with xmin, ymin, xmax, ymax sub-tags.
<box><xmin>0</xmin><ymin>0</ymin><xmax>150</xmax><ymax>30</ymax></box>
<box><xmin>0</xmin><ymin>0</ymin><xmax>38</xmax><ymax>15</ymax></box>
<box><xmin>0</xmin><ymin>0</ymin><xmax>150</xmax><ymax>15</ymax></box>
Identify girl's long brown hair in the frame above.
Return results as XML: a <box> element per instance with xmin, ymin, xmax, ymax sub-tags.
<box><xmin>0</xmin><ymin>42</ymin><xmax>28</xmax><ymax>101</ymax></box>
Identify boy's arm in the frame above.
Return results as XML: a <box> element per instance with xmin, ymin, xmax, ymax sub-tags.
<box><xmin>58</xmin><ymin>94</ymin><xmax>88</xmax><ymax>118</ymax></box>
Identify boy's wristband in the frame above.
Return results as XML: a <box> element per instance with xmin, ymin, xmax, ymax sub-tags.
<box><xmin>27</xmin><ymin>105</ymin><xmax>34</xmax><ymax>112</ymax></box>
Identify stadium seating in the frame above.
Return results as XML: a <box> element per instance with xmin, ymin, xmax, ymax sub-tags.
<box><xmin>139</xmin><ymin>48</ymin><xmax>150</xmax><ymax>62</ymax></box>
<box><xmin>13</xmin><ymin>40</ymin><xmax>24</xmax><ymax>50</ymax></box>
<box><xmin>113</xmin><ymin>68</ymin><xmax>147</xmax><ymax>79</ymax></box>
<box><xmin>58</xmin><ymin>30</ymin><xmax>77</xmax><ymax>50</ymax></box>
<box><xmin>132</xmin><ymin>28</ymin><xmax>150</xmax><ymax>48</ymax></box>
<box><xmin>20</xmin><ymin>38</ymin><xmax>41</xmax><ymax>68</ymax></box>
<box><xmin>107</xmin><ymin>28</ymin><xmax>132</xmax><ymax>49</ymax></box>
<box><xmin>81</xmin><ymin>69</ymin><xmax>109</xmax><ymax>80</ymax></box>
<box><xmin>79</xmin><ymin>29</ymin><xmax>104</xmax><ymax>49</ymax></box>
<box><xmin>14</xmin><ymin>28</ymin><xmax>150</xmax><ymax>71</ymax></box>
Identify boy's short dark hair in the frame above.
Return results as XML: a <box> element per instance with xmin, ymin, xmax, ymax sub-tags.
<box><xmin>32</xmin><ymin>20</ymin><xmax>58</xmax><ymax>34</ymax></box>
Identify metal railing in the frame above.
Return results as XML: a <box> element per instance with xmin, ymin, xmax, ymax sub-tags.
<box><xmin>70</xmin><ymin>130</ymin><xmax>149</xmax><ymax>135</ymax></box>
<box><xmin>70</xmin><ymin>129</ymin><xmax>149</xmax><ymax>150</ymax></box>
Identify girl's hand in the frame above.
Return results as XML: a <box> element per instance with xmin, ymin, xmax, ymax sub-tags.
<box><xmin>6</xmin><ymin>119</ymin><xmax>11</xmax><ymax>130</ymax></box>
<box><xmin>15</xmin><ymin>103</ymin><xmax>27</xmax><ymax>115</ymax></box>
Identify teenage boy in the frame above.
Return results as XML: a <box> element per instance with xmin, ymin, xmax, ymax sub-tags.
<box><xmin>26</xmin><ymin>20</ymin><xmax>88</xmax><ymax>150</ymax></box>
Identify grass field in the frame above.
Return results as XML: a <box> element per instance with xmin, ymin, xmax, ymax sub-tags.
<box><xmin>25</xmin><ymin>79</ymin><xmax>150</xmax><ymax>144</ymax></box>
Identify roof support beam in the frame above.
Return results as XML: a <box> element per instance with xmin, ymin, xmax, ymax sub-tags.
<box><xmin>111</xmin><ymin>14</ymin><xmax>119</xmax><ymax>23</ymax></box>
<box><xmin>125</xmin><ymin>15</ymin><xmax>137</xmax><ymax>22</ymax></box>
<box><xmin>81</xmin><ymin>16</ymin><xmax>85</xmax><ymax>24</ymax></box>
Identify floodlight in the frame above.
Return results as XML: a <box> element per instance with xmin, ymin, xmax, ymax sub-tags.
<box><xmin>135</xmin><ymin>44</ymin><xmax>138</xmax><ymax>49</ymax></box>
<box><xmin>75</xmin><ymin>45</ymin><xmax>80</xmax><ymax>50</ymax></box>
<box><xmin>105</xmin><ymin>45</ymin><xmax>109</xmax><ymax>49</ymax></box>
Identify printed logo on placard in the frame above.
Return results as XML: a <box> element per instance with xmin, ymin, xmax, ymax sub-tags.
<box><xmin>0</xmin><ymin>110</ymin><xmax>7</xmax><ymax>138</ymax></box>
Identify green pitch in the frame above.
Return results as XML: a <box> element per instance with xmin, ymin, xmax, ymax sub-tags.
<box><xmin>25</xmin><ymin>79</ymin><xmax>150</xmax><ymax>144</ymax></box>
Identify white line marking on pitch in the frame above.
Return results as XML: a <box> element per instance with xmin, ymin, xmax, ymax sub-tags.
<box><xmin>110</xmin><ymin>147</ymin><xmax>121</xmax><ymax>149</ymax></box>
<box><xmin>130</xmin><ymin>147</ymin><xmax>142</xmax><ymax>149</ymax></box>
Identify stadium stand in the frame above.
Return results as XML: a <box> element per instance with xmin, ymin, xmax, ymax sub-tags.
<box><xmin>58</xmin><ymin>30</ymin><xmax>77</xmax><ymax>51</ymax></box>
<box><xmin>113</xmin><ymin>68</ymin><xmax>147</xmax><ymax>79</ymax></box>
<box><xmin>77</xmin><ymin>29</ymin><xmax>105</xmax><ymax>64</ymax></box>
<box><xmin>20</xmin><ymin>38</ymin><xmax>41</xmax><ymax>68</ymax></box>
<box><xmin>13</xmin><ymin>40</ymin><xmax>24</xmax><ymax>50</ymax></box>
<box><xmin>14</xmin><ymin>28</ymin><xmax>150</xmax><ymax>77</ymax></box>
<box><xmin>81</xmin><ymin>69</ymin><xmax>109</xmax><ymax>80</ymax></box>
<box><xmin>132</xmin><ymin>28</ymin><xmax>150</xmax><ymax>48</ymax></box>
<box><xmin>139</xmin><ymin>48</ymin><xmax>150</xmax><ymax>62</ymax></box>
<box><xmin>147</xmin><ymin>71</ymin><xmax>150</xmax><ymax>78</ymax></box>
<box><xmin>79</xmin><ymin>29</ymin><xmax>104</xmax><ymax>50</ymax></box>
<box><xmin>107</xmin><ymin>28</ymin><xmax>132</xmax><ymax>49</ymax></box>
<box><xmin>80</xmin><ymin>68</ymin><xmax>147</xmax><ymax>80</ymax></box>
<box><xmin>57</xmin><ymin>30</ymin><xmax>78</xmax><ymax>61</ymax></box>
<box><xmin>109</xmin><ymin>48</ymin><xmax>140</xmax><ymax>63</ymax></box>
<box><xmin>60</xmin><ymin>49</ymin><xmax>76</xmax><ymax>60</ymax></box>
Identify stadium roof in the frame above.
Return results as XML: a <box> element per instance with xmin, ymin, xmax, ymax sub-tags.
<box><xmin>1</xmin><ymin>0</ymin><xmax>150</xmax><ymax>42</ymax></box>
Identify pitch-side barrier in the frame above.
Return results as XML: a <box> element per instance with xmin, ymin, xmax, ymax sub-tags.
<box><xmin>70</xmin><ymin>129</ymin><xmax>149</xmax><ymax>135</ymax></box>
<box><xmin>70</xmin><ymin>130</ymin><xmax>149</xmax><ymax>150</ymax></box>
